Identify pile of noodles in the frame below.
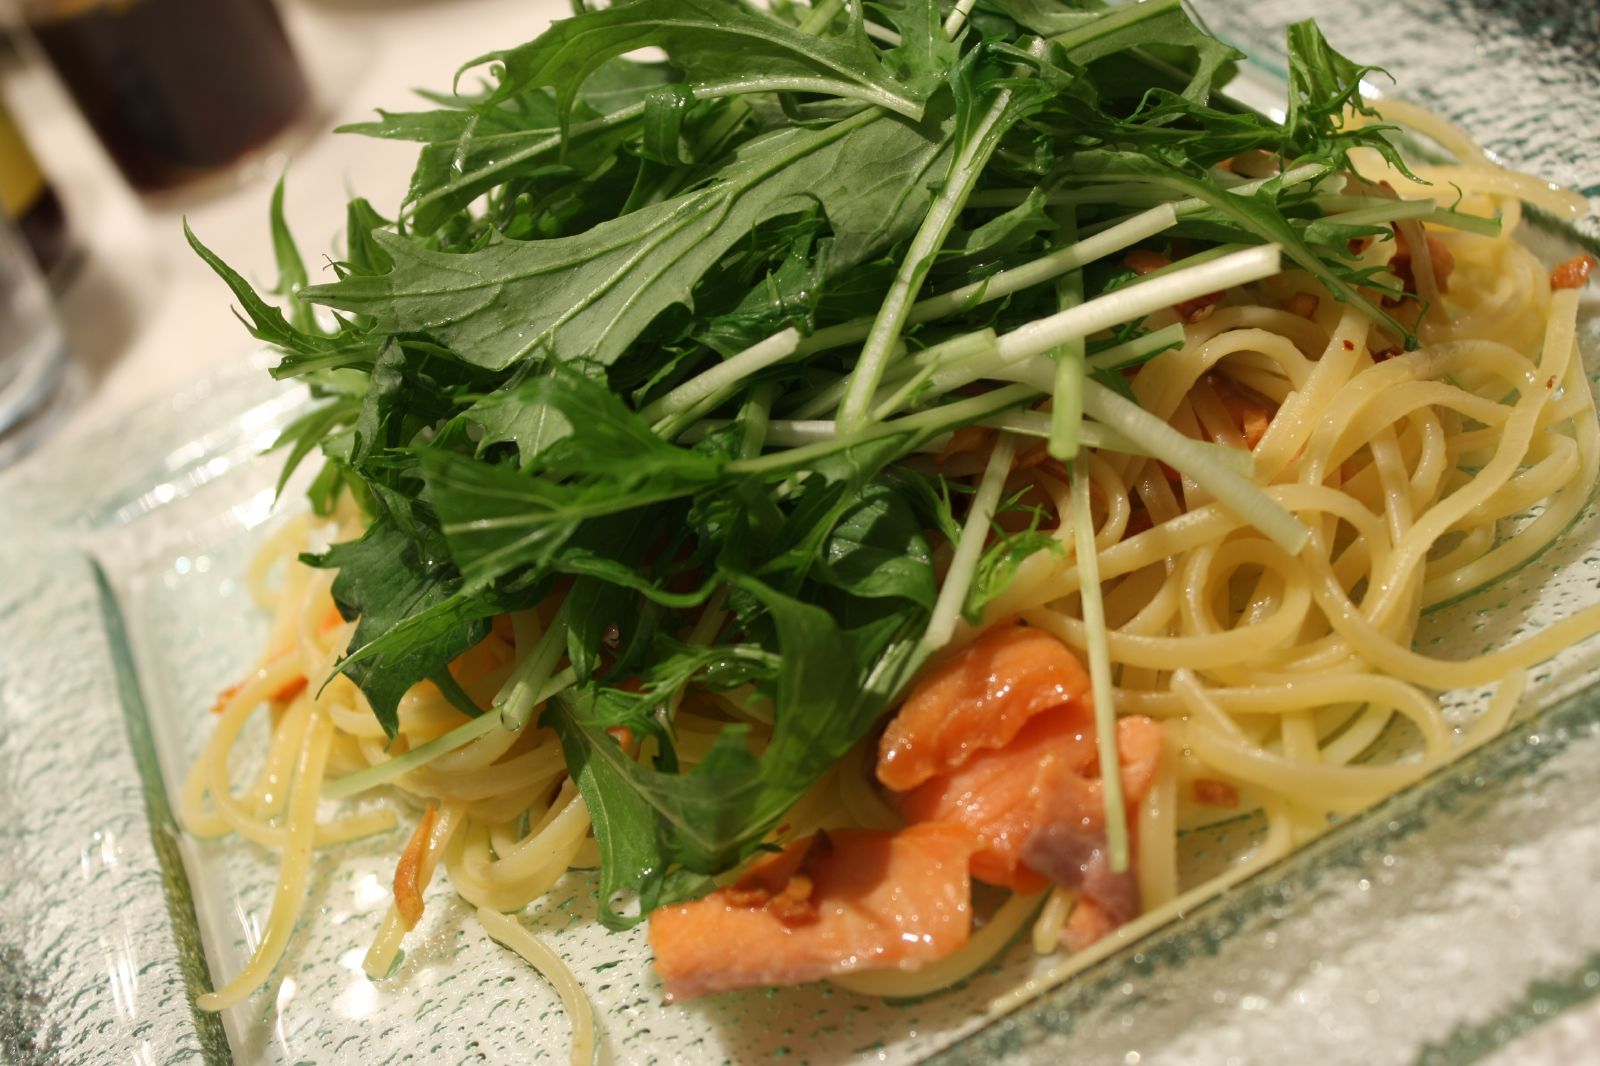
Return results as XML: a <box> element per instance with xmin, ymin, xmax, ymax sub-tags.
<box><xmin>181</xmin><ymin>102</ymin><xmax>1598</xmax><ymax>1037</ymax></box>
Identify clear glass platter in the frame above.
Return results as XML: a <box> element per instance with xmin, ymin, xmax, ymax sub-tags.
<box><xmin>1</xmin><ymin>2</ymin><xmax>1598</xmax><ymax>1062</ymax></box>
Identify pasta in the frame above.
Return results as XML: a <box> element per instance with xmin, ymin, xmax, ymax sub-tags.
<box><xmin>180</xmin><ymin>31</ymin><xmax>1598</xmax><ymax>1056</ymax></box>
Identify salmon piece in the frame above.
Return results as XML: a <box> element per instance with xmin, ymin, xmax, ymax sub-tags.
<box><xmin>877</xmin><ymin>625</ymin><xmax>1092</xmax><ymax>792</ymax></box>
<box><xmin>895</xmin><ymin>703</ymin><xmax>1164</xmax><ymax>892</ymax></box>
<box><xmin>1175</xmin><ymin>290</ymin><xmax>1225</xmax><ymax>323</ymax></box>
<box><xmin>647</xmin><ymin>823</ymin><xmax>976</xmax><ymax>1001</ymax></box>
<box><xmin>1022</xmin><ymin>823</ymin><xmax>1141</xmax><ymax>951</ymax></box>
<box><xmin>1063</xmin><ymin>895</ymin><xmax>1121</xmax><ymax>952</ymax></box>
<box><xmin>1551</xmin><ymin>254</ymin><xmax>1596</xmax><ymax>290</ymax></box>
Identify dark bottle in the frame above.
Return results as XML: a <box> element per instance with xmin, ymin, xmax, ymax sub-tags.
<box><xmin>0</xmin><ymin>99</ymin><xmax>70</xmax><ymax>277</ymax></box>
<box><xmin>26</xmin><ymin>0</ymin><xmax>310</xmax><ymax>193</ymax></box>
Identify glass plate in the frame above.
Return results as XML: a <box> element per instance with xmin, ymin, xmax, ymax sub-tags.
<box><xmin>2</xmin><ymin>3</ymin><xmax>1598</xmax><ymax>1063</ymax></box>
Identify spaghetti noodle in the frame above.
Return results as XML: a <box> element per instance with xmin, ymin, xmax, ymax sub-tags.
<box><xmin>183</xmin><ymin>85</ymin><xmax>1596</xmax><ymax>1054</ymax></box>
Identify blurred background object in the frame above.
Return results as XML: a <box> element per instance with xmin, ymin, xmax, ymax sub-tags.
<box><xmin>0</xmin><ymin>0</ymin><xmax>568</xmax><ymax>463</ymax></box>
<box><xmin>18</xmin><ymin>0</ymin><xmax>309</xmax><ymax>193</ymax></box>
<box><xmin>0</xmin><ymin>210</ymin><xmax>65</xmax><ymax>465</ymax></box>
<box><xmin>0</xmin><ymin>93</ymin><xmax>71</xmax><ymax>279</ymax></box>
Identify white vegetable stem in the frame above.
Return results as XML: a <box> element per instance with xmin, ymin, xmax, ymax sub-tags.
<box><xmin>992</xmin><ymin>243</ymin><xmax>1282</xmax><ymax>365</ymax></box>
<box><xmin>794</xmin><ymin>236</ymin><xmax>1219</xmax><ymax>425</ymax></box>
<box><xmin>799</xmin><ymin>203</ymin><xmax>1178</xmax><ymax>357</ymax></box>
<box><xmin>923</xmin><ymin>432</ymin><xmax>1020</xmax><ymax>652</ymax></box>
<box><xmin>1069</xmin><ymin>450</ymin><xmax>1129</xmax><ymax>873</ymax></box>
<box><xmin>641</xmin><ymin>326</ymin><xmax>800</xmax><ymax>425</ymax></box>
<box><xmin>1084</xmin><ymin>323</ymin><xmax>1186</xmax><ymax>371</ymax></box>
<box><xmin>942</xmin><ymin>0</ymin><xmax>979</xmax><ymax>38</ymax></box>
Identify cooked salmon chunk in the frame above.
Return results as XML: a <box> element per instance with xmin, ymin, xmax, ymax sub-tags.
<box><xmin>648</xmin><ymin>823</ymin><xmax>976</xmax><ymax>1000</ymax></box>
<box><xmin>876</xmin><ymin>624</ymin><xmax>1092</xmax><ymax>792</ymax></box>
<box><xmin>893</xmin><ymin>701</ymin><xmax>1164</xmax><ymax>893</ymax></box>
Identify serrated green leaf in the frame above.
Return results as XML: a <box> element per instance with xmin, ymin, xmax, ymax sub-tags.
<box><xmin>469</xmin><ymin>0</ymin><xmax>932</xmax><ymax>122</ymax></box>
<box><xmin>303</xmin><ymin>109</ymin><xmax>951</xmax><ymax>370</ymax></box>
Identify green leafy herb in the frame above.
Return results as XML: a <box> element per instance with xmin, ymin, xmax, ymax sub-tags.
<box><xmin>194</xmin><ymin>0</ymin><xmax>1427</xmax><ymax>916</ymax></box>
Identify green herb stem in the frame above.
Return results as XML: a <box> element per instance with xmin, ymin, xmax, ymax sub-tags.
<box><xmin>869</xmin><ymin>330</ymin><xmax>1001</xmax><ymax>422</ymax></box>
<box><xmin>1068</xmin><ymin>450</ymin><xmax>1129</xmax><ymax>872</ymax></box>
<box><xmin>1314</xmin><ymin>198</ymin><xmax>1436</xmax><ymax>229</ymax></box>
<box><xmin>802</xmin><ymin>204</ymin><xmax>1179</xmax><ymax>359</ymax></box>
<box><xmin>982</xmin><ymin>409</ymin><xmax>1256</xmax><ymax>475</ymax></box>
<box><xmin>1081</xmin><ymin>379</ymin><xmax>1310</xmax><ymax>554</ymax></box>
<box><xmin>325</xmin><ymin>667</ymin><xmax>577</xmax><ymax>800</ymax></box>
<box><xmin>739</xmin><ymin>381</ymin><xmax>779</xmax><ymax>459</ymax></box>
<box><xmin>968</xmin><ymin>164</ymin><xmax>1332</xmax><ymax>215</ymax></box>
<box><xmin>688</xmin><ymin>410</ymin><xmax>1251</xmax><ymax>479</ymax></box>
<box><xmin>800</xmin><ymin>242</ymin><xmax>1254</xmax><ymax>425</ymax></box>
<box><xmin>835</xmin><ymin>39</ymin><xmax>1049</xmax><ymax>434</ymax></box>
<box><xmin>1083</xmin><ymin>323</ymin><xmax>1187</xmax><ymax>371</ymax></box>
<box><xmin>642</xmin><ymin>327</ymin><xmax>800</xmax><ymax>425</ymax></box>
<box><xmin>799</xmin><ymin>0</ymin><xmax>844</xmax><ymax>34</ymax></box>
<box><xmin>1048</xmin><ymin>206</ymin><xmax>1087</xmax><ymax>460</ymax></box>
<box><xmin>923</xmin><ymin>432</ymin><xmax>1019</xmax><ymax>652</ymax></box>
<box><xmin>728</xmin><ymin>383</ymin><xmax>1038</xmax><ymax>476</ymax></box>
<box><xmin>496</xmin><ymin>603</ymin><xmax>573</xmax><ymax>730</ymax></box>
<box><xmin>1052</xmin><ymin>0</ymin><xmax>1180</xmax><ymax>48</ymax></box>
<box><xmin>1311</xmin><ymin>198</ymin><xmax>1500</xmax><ymax>237</ymax></box>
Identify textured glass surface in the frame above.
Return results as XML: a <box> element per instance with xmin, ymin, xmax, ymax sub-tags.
<box><xmin>0</xmin><ymin>3</ymin><xmax>1597</xmax><ymax>1063</ymax></box>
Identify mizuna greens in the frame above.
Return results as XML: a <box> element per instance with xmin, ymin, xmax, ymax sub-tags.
<box><xmin>191</xmin><ymin>0</ymin><xmax>1473</xmax><ymax>928</ymax></box>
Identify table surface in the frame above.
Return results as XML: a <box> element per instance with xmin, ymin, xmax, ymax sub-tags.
<box><xmin>3</xmin><ymin>1</ymin><xmax>1598</xmax><ymax>1061</ymax></box>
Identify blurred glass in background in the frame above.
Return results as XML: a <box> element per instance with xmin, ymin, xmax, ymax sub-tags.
<box><xmin>0</xmin><ymin>210</ymin><xmax>65</xmax><ymax>465</ymax></box>
<box><xmin>20</xmin><ymin>0</ymin><xmax>309</xmax><ymax>192</ymax></box>
<box><xmin>0</xmin><ymin>94</ymin><xmax>70</xmax><ymax>277</ymax></box>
